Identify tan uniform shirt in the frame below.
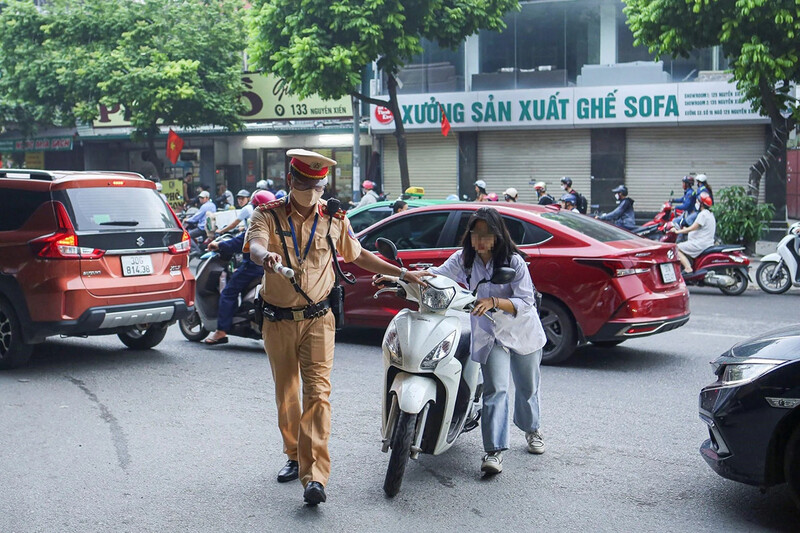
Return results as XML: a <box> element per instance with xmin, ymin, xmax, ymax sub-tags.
<box><xmin>243</xmin><ymin>198</ymin><xmax>362</xmax><ymax>308</ymax></box>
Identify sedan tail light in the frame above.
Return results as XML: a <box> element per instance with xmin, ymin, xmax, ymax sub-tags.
<box><xmin>28</xmin><ymin>202</ymin><xmax>105</xmax><ymax>259</ymax></box>
<box><xmin>575</xmin><ymin>258</ymin><xmax>651</xmax><ymax>278</ymax></box>
<box><xmin>168</xmin><ymin>230</ymin><xmax>191</xmax><ymax>254</ymax></box>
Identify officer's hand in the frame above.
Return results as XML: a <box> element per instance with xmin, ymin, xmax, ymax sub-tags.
<box><xmin>372</xmin><ymin>274</ymin><xmax>397</xmax><ymax>287</ymax></box>
<box><xmin>403</xmin><ymin>270</ymin><xmax>432</xmax><ymax>287</ymax></box>
<box><xmin>207</xmin><ymin>241</ymin><xmax>219</xmax><ymax>251</ymax></box>
<box><xmin>262</xmin><ymin>252</ymin><xmax>282</xmax><ymax>272</ymax></box>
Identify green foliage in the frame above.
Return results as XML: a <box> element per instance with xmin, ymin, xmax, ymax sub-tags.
<box><xmin>0</xmin><ymin>0</ymin><xmax>246</xmax><ymax>138</ymax></box>
<box><xmin>624</xmin><ymin>0</ymin><xmax>800</xmax><ymax>124</ymax></box>
<box><xmin>247</xmin><ymin>0</ymin><xmax>519</xmax><ymax>101</ymax></box>
<box><xmin>712</xmin><ymin>186</ymin><xmax>775</xmax><ymax>245</ymax></box>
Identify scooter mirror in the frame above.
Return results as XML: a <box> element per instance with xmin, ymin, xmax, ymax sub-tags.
<box><xmin>376</xmin><ymin>238</ymin><xmax>400</xmax><ymax>264</ymax></box>
<box><xmin>490</xmin><ymin>266</ymin><xmax>516</xmax><ymax>285</ymax></box>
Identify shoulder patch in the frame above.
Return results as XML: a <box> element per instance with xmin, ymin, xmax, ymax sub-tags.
<box><xmin>320</xmin><ymin>205</ymin><xmax>346</xmax><ymax>220</ymax></box>
<box><xmin>256</xmin><ymin>198</ymin><xmax>287</xmax><ymax>212</ymax></box>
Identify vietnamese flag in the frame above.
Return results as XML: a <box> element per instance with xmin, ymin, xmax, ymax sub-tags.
<box><xmin>439</xmin><ymin>104</ymin><xmax>451</xmax><ymax>137</ymax></box>
<box><xmin>166</xmin><ymin>129</ymin><xmax>184</xmax><ymax>164</ymax></box>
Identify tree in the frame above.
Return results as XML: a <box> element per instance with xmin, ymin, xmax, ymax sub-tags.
<box><xmin>248</xmin><ymin>0</ymin><xmax>518</xmax><ymax>192</ymax></box>
<box><xmin>624</xmin><ymin>0</ymin><xmax>800</xmax><ymax>203</ymax></box>
<box><xmin>0</xmin><ymin>0</ymin><xmax>246</xmax><ymax>177</ymax></box>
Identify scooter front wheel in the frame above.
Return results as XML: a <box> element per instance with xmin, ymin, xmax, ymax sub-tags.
<box><xmin>179</xmin><ymin>310</ymin><xmax>210</xmax><ymax>341</ymax></box>
<box><xmin>383</xmin><ymin>411</ymin><xmax>416</xmax><ymax>497</ymax></box>
<box><xmin>756</xmin><ymin>262</ymin><xmax>792</xmax><ymax>294</ymax></box>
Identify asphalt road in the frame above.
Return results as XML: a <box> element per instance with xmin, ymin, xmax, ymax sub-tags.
<box><xmin>1</xmin><ymin>288</ymin><xmax>798</xmax><ymax>532</ymax></box>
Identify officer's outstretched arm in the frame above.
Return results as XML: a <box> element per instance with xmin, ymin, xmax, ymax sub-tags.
<box><xmin>248</xmin><ymin>237</ymin><xmax>281</xmax><ymax>272</ymax></box>
<box><xmin>352</xmin><ymin>249</ymin><xmax>430</xmax><ymax>286</ymax></box>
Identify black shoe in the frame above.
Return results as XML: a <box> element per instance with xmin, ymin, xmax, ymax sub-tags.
<box><xmin>303</xmin><ymin>481</ymin><xmax>326</xmax><ymax>505</ymax></box>
<box><xmin>277</xmin><ymin>460</ymin><xmax>299</xmax><ymax>483</ymax></box>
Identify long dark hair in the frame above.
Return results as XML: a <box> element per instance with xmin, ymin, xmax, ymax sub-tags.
<box><xmin>460</xmin><ymin>207</ymin><xmax>527</xmax><ymax>271</ymax></box>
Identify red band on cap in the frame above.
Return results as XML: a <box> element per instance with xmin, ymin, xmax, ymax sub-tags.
<box><xmin>290</xmin><ymin>158</ymin><xmax>328</xmax><ymax>179</ymax></box>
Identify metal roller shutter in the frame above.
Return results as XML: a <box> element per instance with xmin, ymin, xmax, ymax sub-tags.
<box><xmin>382</xmin><ymin>133</ymin><xmax>459</xmax><ymax>200</ymax></box>
<box><xmin>477</xmin><ymin>130</ymin><xmax>592</xmax><ymax>205</ymax></box>
<box><xmin>626</xmin><ymin>125</ymin><xmax>767</xmax><ymax>211</ymax></box>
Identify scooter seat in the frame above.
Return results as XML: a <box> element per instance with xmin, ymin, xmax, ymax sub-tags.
<box><xmin>454</xmin><ymin>330</ymin><xmax>471</xmax><ymax>367</ymax></box>
<box><xmin>699</xmin><ymin>244</ymin><xmax>745</xmax><ymax>255</ymax></box>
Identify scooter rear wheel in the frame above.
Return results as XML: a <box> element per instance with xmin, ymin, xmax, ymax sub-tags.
<box><xmin>718</xmin><ymin>269</ymin><xmax>748</xmax><ymax>296</ymax></box>
<box><xmin>756</xmin><ymin>262</ymin><xmax>792</xmax><ymax>294</ymax></box>
<box><xmin>179</xmin><ymin>310</ymin><xmax>210</xmax><ymax>342</ymax></box>
<box><xmin>383</xmin><ymin>411</ymin><xmax>416</xmax><ymax>497</ymax></box>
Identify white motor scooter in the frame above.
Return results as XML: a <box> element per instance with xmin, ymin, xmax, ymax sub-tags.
<box><xmin>756</xmin><ymin>221</ymin><xmax>800</xmax><ymax>294</ymax></box>
<box><xmin>373</xmin><ymin>238</ymin><xmax>515</xmax><ymax>497</ymax></box>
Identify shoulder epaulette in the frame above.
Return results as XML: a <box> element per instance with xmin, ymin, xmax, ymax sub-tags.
<box><xmin>320</xmin><ymin>204</ymin><xmax>347</xmax><ymax>220</ymax></box>
<box><xmin>256</xmin><ymin>198</ymin><xmax>288</xmax><ymax>212</ymax></box>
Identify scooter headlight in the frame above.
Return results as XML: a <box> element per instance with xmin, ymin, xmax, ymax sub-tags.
<box><xmin>421</xmin><ymin>331</ymin><xmax>457</xmax><ymax>370</ymax></box>
<box><xmin>383</xmin><ymin>322</ymin><xmax>402</xmax><ymax>365</ymax></box>
<box><xmin>420</xmin><ymin>285</ymin><xmax>456</xmax><ymax>310</ymax></box>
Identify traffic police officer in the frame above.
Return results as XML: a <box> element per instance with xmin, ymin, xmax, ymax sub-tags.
<box><xmin>245</xmin><ymin>149</ymin><xmax>428</xmax><ymax>505</ymax></box>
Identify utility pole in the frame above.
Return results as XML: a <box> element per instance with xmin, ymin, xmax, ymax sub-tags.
<box><xmin>352</xmin><ymin>95</ymin><xmax>361</xmax><ymax>204</ymax></box>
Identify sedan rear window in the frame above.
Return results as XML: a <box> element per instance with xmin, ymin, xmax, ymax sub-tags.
<box><xmin>60</xmin><ymin>187</ymin><xmax>179</xmax><ymax>231</ymax></box>
<box><xmin>540</xmin><ymin>211</ymin><xmax>635</xmax><ymax>242</ymax></box>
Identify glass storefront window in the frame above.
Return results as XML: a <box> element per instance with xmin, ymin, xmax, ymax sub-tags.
<box><xmin>476</xmin><ymin>0</ymin><xmax>601</xmax><ymax>90</ymax></box>
<box><xmin>384</xmin><ymin>38</ymin><xmax>465</xmax><ymax>94</ymax></box>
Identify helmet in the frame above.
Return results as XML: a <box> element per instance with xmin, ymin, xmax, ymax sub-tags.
<box><xmin>155</xmin><ymin>182</ymin><xmax>163</xmax><ymax>192</ymax></box>
<box><xmin>560</xmin><ymin>176</ymin><xmax>573</xmax><ymax>187</ymax></box>
<box><xmin>236</xmin><ymin>189</ymin><xmax>250</xmax><ymax>198</ymax></box>
<box><xmin>682</xmin><ymin>175</ymin><xmax>695</xmax><ymax>186</ymax></box>
<box><xmin>256</xmin><ymin>179</ymin><xmax>268</xmax><ymax>190</ymax></box>
<box><xmin>533</xmin><ymin>181</ymin><xmax>547</xmax><ymax>192</ymax></box>
<box><xmin>695</xmin><ymin>173</ymin><xmax>707</xmax><ymax>183</ymax></box>
<box><xmin>362</xmin><ymin>180</ymin><xmax>375</xmax><ymax>190</ymax></box>
<box><xmin>275</xmin><ymin>189</ymin><xmax>287</xmax><ymax>199</ymax></box>
<box><xmin>612</xmin><ymin>184</ymin><xmax>628</xmax><ymax>196</ymax></box>
<box><xmin>698</xmin><ymin>191</ymin><xmax>712</xmax><ymax>207</ymax></box>
<box><xmin>474</xmin><ymin>179</ymin><xmax>487</xmax><ymax>190</ymax></box>
<box><xmin>789</xmin><ymin>222</ymin><xmax>800</xmax><ymax>236</ymax></box>
<box><xmin>251</xmin><ymin>190</ymin><xmax>276</xmax><ymax>206</ymax></box>
<box><xmin>503</xmin><ymin>187</ymin><xmax>518</xmax><ymax>199</ymax></box>
<box><xmin>560</xmin><ymin>193</ymin><xmax>577</xmax><ymax>205</ymax></box>
<box><xmin>487</xmin><ymin>192</ymin><xmax>499</xmax><ymax>201</ymax></box>
<box><xmin>446</xmin><ymin>194</ymin><xmax>459</xmax><ymax>201</ymax></box>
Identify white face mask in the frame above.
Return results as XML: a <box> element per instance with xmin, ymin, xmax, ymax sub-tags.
<box><xmin>614</xmin><ymin>193</ymin><xmax>620</xmax><ymax>201</ymax></box>
<box><xmin>695</xmin><ymin>201</ymin><xmax>701</xmax><ymax>211</ymax></box>
<box><xmin>292</xmin><ymin>188</ymin><xmax>322</xmax><ymax>207</ymax></box>
<box><xmin>561</xmin><ymin>185</ymin><xmax>567</xmax><ymax>191</ymax></box>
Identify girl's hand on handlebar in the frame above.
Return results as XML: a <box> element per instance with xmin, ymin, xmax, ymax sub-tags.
<box><xmin>471</xmin><ymin>297</ymin><xmax>495</xmax><ymax>317</ymax></box>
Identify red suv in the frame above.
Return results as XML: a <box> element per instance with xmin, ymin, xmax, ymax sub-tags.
<box><xmin>0</xmin><ymin>170</ymin><xmax>195</xmax><ymax>368</ymax></box>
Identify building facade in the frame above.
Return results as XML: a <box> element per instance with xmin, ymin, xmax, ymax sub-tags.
<box><xmin>369</xmin><ymin>0</ymin><xmax>783</xmax><ymax>217</ymax></box>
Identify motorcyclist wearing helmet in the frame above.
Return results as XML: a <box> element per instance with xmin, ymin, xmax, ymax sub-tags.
<box><xmin>155</xmin><ymin>181</ymin><xmax>167</xmax><ymax>201</ymax></box>
<box><xmin>695</xmin><ymin>174</ymin><xmax>713</xmax><ymax>204</ymax></box>
<box><xmin>560</xmin><ymin>176</ymin><xmax>586</xmax><ymax>213</ymax></box>
<box><xmin>217</xmin><ymin>189</ymin><xmax>272</xmax><ymax>235</ymax></box>
<box><xmin>503</xmin><ymin>188</ymin><xmax>518</xmax><ymax>202</ymax></box>
<box><xmin>474</xmin><ymin>180</ymin><xmax>489</xmax><ymax>202</ymax></box>
<box><xmin>531</xmin><ymin>180</ymin><xmax>555</xmax><ymax>205</ymax></box>
<box><xmin>671</xmin><ymin>191</ymin><xmax>715</xmax><ymax>273</ymax></box>
<box><xmin>670</xmin><ymin>175</ymin><xmax>697</xmax><ymax>215</ymax></box>
<box><xmin>487</xmin><ymin>192</ymin><xmax>499</xmax><ymax>202</ymax></box>
<box><xmin>357</xmin><ymin>180</ymin><xmax>380</xmax><ymax>207</ymax></box>
<box><xmin>201</xmin><ymin>191</ymin><xmax>276</xmax><ymax>345</ymax></box>
<box><xmin>598</xmin><ymin>185</ymin><xmax>636</xmax><ymax>230</ymax></box>
<box><xmin>560</xmin><ymin>193</ymin><xmax>579</xmax><ymax>212</ymax></box>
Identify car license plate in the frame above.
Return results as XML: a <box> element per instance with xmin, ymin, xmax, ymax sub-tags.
<box><xmin>121</xmin><ymin>255</ymin><xmax>154</xmax><ymax>276</ymax></box>
<box><xmin>660</xmin><ymin>263</ymin><xmax>677</xmax><ymax>283</ymax></box>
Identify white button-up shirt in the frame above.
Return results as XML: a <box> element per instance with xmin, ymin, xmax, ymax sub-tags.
<box><xmin>430</xmin><ymin>250</ymin><xmax>546</xmax><ymax>363</ymax></box>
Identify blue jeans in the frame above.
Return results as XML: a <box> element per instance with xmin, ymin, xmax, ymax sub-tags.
<box><xmin>217</xmin><ymin>261</ymin><xmax>263</xmax><ymax>332</ymax></box>
<box><xmin>480</xmin><ymin>343</ymin><xmax>542</xmax><ymax>452</ymax></box>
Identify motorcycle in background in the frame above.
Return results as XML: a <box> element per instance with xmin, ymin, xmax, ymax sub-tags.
<box><xmin>756</xmin><ymin>222</ymin><xmax>800</xmax><ymax>294</ymax></box>
<box><xmin>681</xmin><ymin>244</ymin><xmax>750</xmax><ymax>295</ymax></box>
<box><xmin>633</xmin><ymin>201</ymin><xmax>682</xmax><ymax>243</ymax></box>
<box><xmin>373</xmin><ymin>237</ymin><xmax>516</xmax><ymax>497</ymax></box>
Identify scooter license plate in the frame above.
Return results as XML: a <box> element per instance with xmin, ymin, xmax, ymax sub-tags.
<box><xmin>660</xmin><ymin>263</ymin><xmax>677</xmax><ymax>283</ymax></box>
<box><xmin>121</xmin><ymin>255</ymin><xmax>154</xmax><ymax>276</ymax></box>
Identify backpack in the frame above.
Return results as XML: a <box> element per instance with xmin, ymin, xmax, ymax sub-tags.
<box><xmin>574</xmin><ymin>191</ymin><xmax>588</xmax><ymax>214</ymax></box>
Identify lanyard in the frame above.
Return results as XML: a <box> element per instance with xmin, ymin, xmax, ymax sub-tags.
<box><xmin>288</xmin><ymin>213</ymin><xmax>319</xmax><ymax>265</ymax></box>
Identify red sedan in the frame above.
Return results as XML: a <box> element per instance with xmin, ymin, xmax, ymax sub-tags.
<box><xmin>340</xmin><ymin>203</ymin><xmax>690</xmax><ymax>364</ymax></box>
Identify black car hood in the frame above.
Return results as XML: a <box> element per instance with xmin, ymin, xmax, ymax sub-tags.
<box><xmin>717</xmin><ymin>325</ymin><xmax>800</xmax><ymax>363</ymax></box>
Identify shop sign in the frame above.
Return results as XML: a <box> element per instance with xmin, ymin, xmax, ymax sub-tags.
<box><xmin>0</xmin><ymin>136</ymin><xmax>74</xmax><ymax>152</ymax></box>
<box><xmin>369</xmin><ymin>81</ymin><xmax>766</xmax><ymax>132</ymax></box>
<box><xmin>94</xmin><ymin>73</ymin><xmax>351</xmax><ymax>127</ymax></box>
<box><xmin>161</xmin><ymin>179</ymin><xmax>184</xmax><ymax>211</ymax></box>
<box><xmin>25</xmin><ymin>152</ymin><xmax>45</xmax><ymax>169</ymax></box>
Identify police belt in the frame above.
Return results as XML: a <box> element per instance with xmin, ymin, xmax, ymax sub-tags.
<box><xmin>262</xmin><ymin>299</ymin><xmax>331</xmax><ymax>322</ymax></box>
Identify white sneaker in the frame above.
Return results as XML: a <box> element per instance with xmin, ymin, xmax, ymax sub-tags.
<box><xmin>481</xmin><ymin>451</ymin><xmax>503</xmax><ymax>474</ymax></box>
<box><xmin>526</xmin><ymin>430</ymin><xmax>545</xmax><ymax>454</ymax></box>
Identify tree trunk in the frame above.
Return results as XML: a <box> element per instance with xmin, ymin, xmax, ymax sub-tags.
<box><xmin>145</xmin><ymin>125</ymin><xmax>164</xmax><ymax>179</ymax></box>
<box><xmin>747</xmin><ymin>118</ymin><xmax>791</xmax><ymax>201</ymax></box>
<box><xmin>386</xmin><ymin>74</ymin><xmax>410</xmax><ymax>193</ymax></box>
